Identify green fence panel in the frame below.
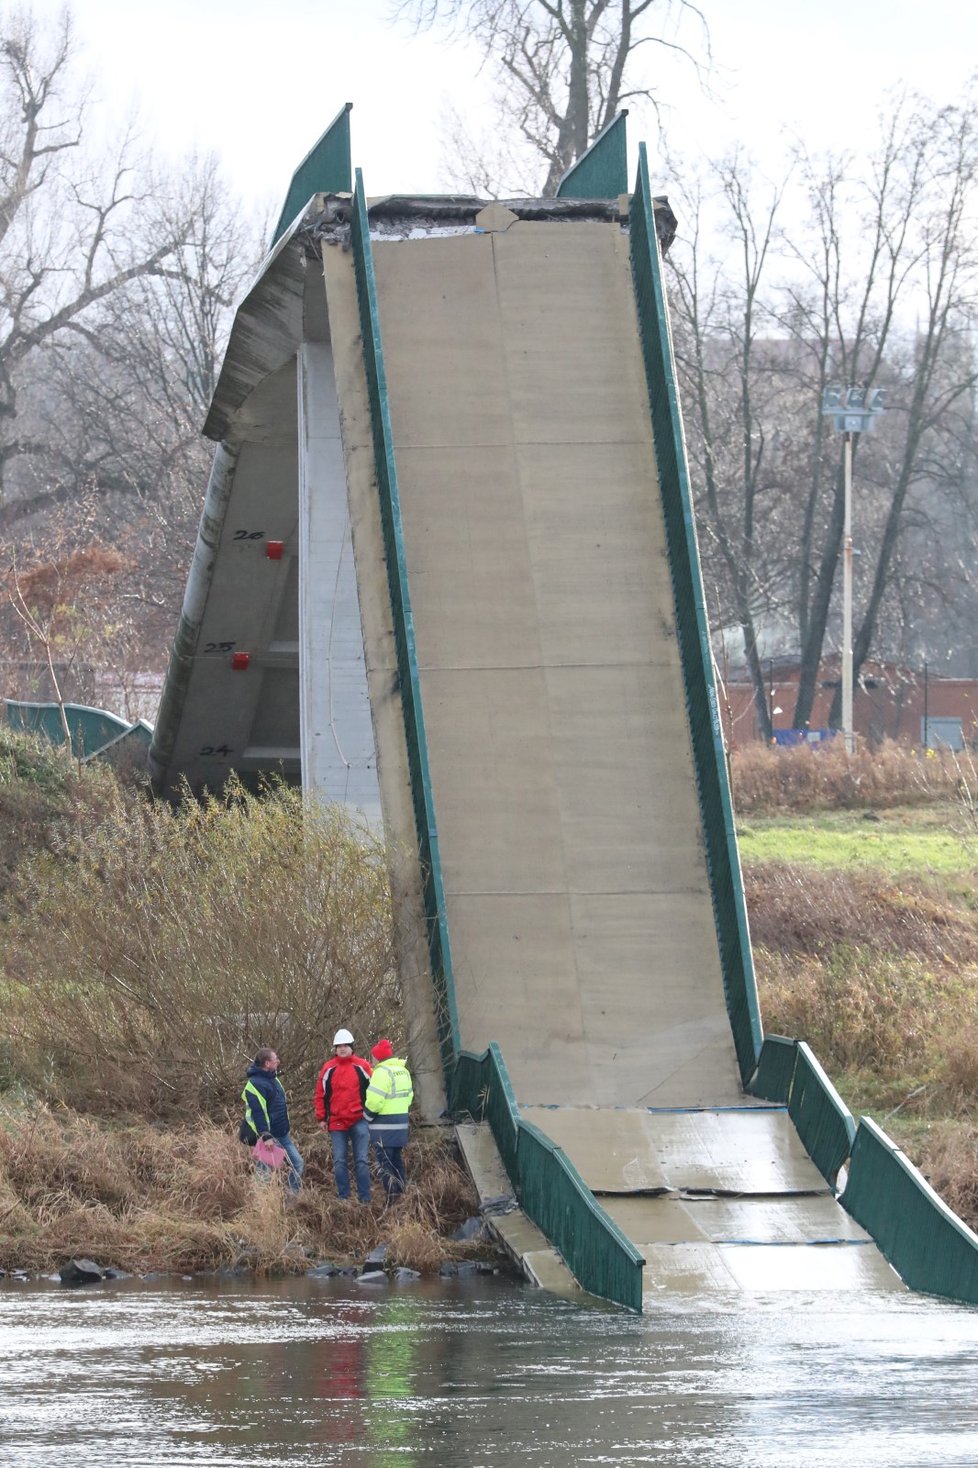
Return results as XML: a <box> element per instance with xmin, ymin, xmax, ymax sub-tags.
<box><xmin>451</xmin><ymin>1045</ymin><xmax>520</xmax><ymax>1180</ymax></box>
<box><xmin>628</xmin><ymin>144</ymin><xmax>762</xmax><ymax>1086</ymax></box>
<box><xmin>841</xmin><ymin>1116</ymin><xmax>978</xmax><ymax>1304</ymax></box>
<box><xmin>349</xmin><ymin>171</ymin><xmax>460</xmax><ymax>1078</ymax></box>
<box><xmin>449</xmin><ymin>1047</ymin><xmax>644</xmax><ymax>1310</ymax></box>
<box><xmin>787</xmin><ymin>1042</ymin><xmax>855</xmax><ymax>1188</ymax></box>
<box><xmin>748</xmin><ymin>1034</ymin><xmax>797</xmax><ymax>1103</ymax></box>
<box><xmin>4</xmin><ymin>699</ymin><xmax>131</xmax><ymax>759</ymax></box>
<box><xmin>516</xmin><ymin>1119</ymin><xmax>645</xmax><ymax>1313</ymax></box>
<box><xmin>556</xmin><ymin>112</ymin><xmax>628</xmax><ymax>199</ymax></box>
<box><xmin>271</xmin><ymin>102</ymin><xmax>352</xmax><ymax>247</ymax></box>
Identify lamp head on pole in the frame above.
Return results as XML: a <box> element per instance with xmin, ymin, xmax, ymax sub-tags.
<box><xmin>821</xmin><ymin>384</ymin><xmax>886</xmax><ymax>434</ymax></box>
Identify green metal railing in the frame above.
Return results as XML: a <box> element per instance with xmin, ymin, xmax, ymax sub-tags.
<box><xmin>748</xmin><ymin>1034</ymin><xmax>797</xmax><ymax>1103</ymax></box>
<box><xmin>747</xmin><ymin>1036</ymin><xmax>854</xmax><ymax>1187</ymax></box>
<box><xmin>349</xmin><ymin>170</ymin><xmax>460</xmax><ymax>1079</ymax></box>
<box><xmin>841</xmin><ymin>1116</ymin><xmax>978</xmax><ymax>1304</ymax></box>
<box><xmin>271</xmin><ymin>102</ymin><xmax>352</xmax><ymax>247</ymax></box>
<box><xmin>452</xmin><ymin>1043</ymin><xmax>520</xmax><ymax>1179</ymax></box>
<box><xmin>788</xmin><ymin>1042</ymin><xmax>855</xmax><ymax>1188</ymax></box>
<box><xmin>453</xmin><ymin>1045</ymin><xmax>645</xmax><ymax>1312</ymax></box>
<box><xmin>556</xmin><ymin>111</ymin><xmax>628</xmax><ymax>199</ymax></box>
<box><xmin>5</xmin><ymin>699</ymin><xmax>137</xmax><ymax>761</ymax></box>
<box><xmin>628</xmin><ymin>144</ymin><xmax>762</xmax><ymax>1086</ymax></box>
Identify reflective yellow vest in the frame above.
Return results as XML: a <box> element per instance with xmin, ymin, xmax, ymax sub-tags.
<box><xmin>364</xmin><ymin>1058</ymin><xmax>413</xmax><ymax>1139</ymax></box>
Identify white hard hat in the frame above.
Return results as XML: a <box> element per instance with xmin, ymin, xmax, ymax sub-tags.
<box><xmin>333</xmin><ymin>1028</ymin><xmax>355</xmax><ymax>1046</ymax></box>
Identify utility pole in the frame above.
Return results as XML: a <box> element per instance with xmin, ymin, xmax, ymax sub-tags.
<box><xmin>821</xmin><ymin>385</ymin><xmax>886</xmax><ymax>754</ymax></box>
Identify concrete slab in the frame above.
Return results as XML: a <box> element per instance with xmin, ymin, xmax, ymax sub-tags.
<box><xmin>367</xmin><ymin>222</ymin><xmax>741</xmax><ymax>1110</ymax></box>
<box><xmin>520</xmin><ymin>1107</ymin><xmax>829</xmax><ymax>1195</ymax></box>
<box><xmin>454</xmin><ymin>1121</ymin><xmax>580</xmax><ymax>1297</ymax></box>
<box><xmin>642</xmin><ymin>1242</ymin><xmax>904</xmax><ymax>1294</ymax></box>
<box><xmin>602</xmin><ymin>1192</ymin><xmax>873</xmax><ymax>1247</ymax></box>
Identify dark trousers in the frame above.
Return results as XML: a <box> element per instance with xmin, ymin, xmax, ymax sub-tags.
<box><xmin>373</xmin><ymin>1140</ymin><xmax>406</xmax><ymax>1197</ymax></box>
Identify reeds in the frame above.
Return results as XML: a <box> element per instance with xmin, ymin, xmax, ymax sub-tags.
<box><xmin>0</xmin><ymin>1108</ymin><xmax>484</xmax><ymax>1275</ymax></box>
<box><xmin>731</xmin><ymin>738</ymin><xmax>966</xmax><ymax>813</ymax></box>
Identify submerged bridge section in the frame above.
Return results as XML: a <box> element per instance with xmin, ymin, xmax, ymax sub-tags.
<box><xmin>150</xmin><ymin>110</ymin><xmax>978</xmax><ymax>1312</ymax></box>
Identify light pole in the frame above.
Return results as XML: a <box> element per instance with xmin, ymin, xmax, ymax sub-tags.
<box><xmin>820</xmin><ymin>385</ymin><xmax>886</xmax><ymax>753</ymax></box>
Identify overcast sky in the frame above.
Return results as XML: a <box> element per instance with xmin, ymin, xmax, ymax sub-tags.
<box><xmin>27</xmin><ymin>0</ymin><xmax>978</xmax><ymax>215</ymax></box>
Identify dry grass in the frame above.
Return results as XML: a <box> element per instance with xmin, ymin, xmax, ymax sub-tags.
<box><xmin>745</xmin><ymin>863</ymin><xmax>978</xmax><ymax>965</ymax></box>
<box><xmin>910</xmin><ymin>1120</ymin><xmax>978</xmax><ymax>1225</ymax></box>
<box><xmin>731</xmin><ymin>738</ymin><xmax>967</xmax><ymax>813</ymax></box>
<box><xmin>0</xmin><ymin>1108</ymin><xmax>484</xmax><ymax>1275</ymax></box>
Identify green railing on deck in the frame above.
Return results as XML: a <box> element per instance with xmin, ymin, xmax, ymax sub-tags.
<box><xmin>349</xmin><ymin>170</ymin><xmax>460</xmax><ymax>1079</ymax></box>
<box><xmin>788</xmin><ymin>1042</ymin><xmax>855</xmax><ymax>1189</ymax></box>
<box><xmin>556</xmin><ymin>111</ymin><xmax>628</xmax><ymax>199</ymax></box>
<box><xmin>453</xmin><ymin>1045</ymin><xmax>645</xmax><ymax>1312</ymax></box>
<box><xmin>841</xmin><ymin>1116</ymin><xmax>978</xmax><ymax>1304</ymax></box>
<box><xmin>628</xmin><ymin>144</ymin><xmax>762</xmax><ymax>1086</ymax></box>
<box><xmin>748</xmin><ymin>1034</ymin><xmax>797</xmax><ymax>1103</ymax></box>
<box><xmin>452</xmin><ymin>1043</ymin><xmax>520</xmax><ymax>1180</ymax></box>
<box><xmin>271</xmin><ymin>102</ymin><xmax>352</xmax><ymax>247</ymax></box>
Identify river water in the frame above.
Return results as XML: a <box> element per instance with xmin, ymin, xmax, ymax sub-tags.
<box><xmin>1</xmin><ymin>1274</ymin><xmax>976</xmax><ymax>1466</ymax></box>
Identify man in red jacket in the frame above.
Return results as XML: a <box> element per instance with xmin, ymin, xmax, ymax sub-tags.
<box><xmin>314</xmin><ymin>1028</ymin><xmax>373</xmax><ymax>1202</ymax></box>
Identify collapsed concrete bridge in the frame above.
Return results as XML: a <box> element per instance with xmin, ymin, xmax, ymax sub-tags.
<box><xmin>150</xmin><ymin>108</ymin><xmax>978</xmax><ymax>1311</ymax></box>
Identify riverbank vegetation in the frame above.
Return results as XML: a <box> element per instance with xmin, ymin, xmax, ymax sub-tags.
<box><xmin>0</xmin><ymin>731</ymin><xmax>482</xmax><ymax>1275</ymax></box>
<box><xmin>735</xmin><ymin>741</ymin><xmax>978</xmax><ymax>1227</ymax></box>
<box><xmin>2</xmin><ymin>730</ymin><xmax>978</xmax><ymax>1272</ymax></box>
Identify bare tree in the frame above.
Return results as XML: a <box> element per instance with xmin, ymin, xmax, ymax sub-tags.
<box><xmin>667</xmin><ymin>151</ymin><xmax>794</xmax><ymax>739</ymax></box>
<box><xmin>0</xmin><ymin>13</ymin><xmax>262</xmax><ymax>689</ymax></box>
<box><xmin>4</xmin><ymin>530</ymin><xmax>130</xmax><ymax>744</ymax></box>
<box><xmin>0</xmin><ymin>10</ymin><xmax>206</xmax><ymax>526</ymax></box>
<box><xmin>778</xmin><ymin>90</ymin><xmax>978</xmax><ymax>727</ymax></box>
<box><xmin>396</xmin><ymin>0</ymin><xmax>708</xmax><ymax>192</ymax></box>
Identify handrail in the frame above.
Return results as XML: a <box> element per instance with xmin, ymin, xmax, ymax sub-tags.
<box><xmin>628</xmin><ymin>142</ymin><xmax>762</xmax><ymax>1085</ymax></box>
<box><xmin>453</xmin><ymin>1046</ymin><xmax>645</xmax><ymax>1312</ymax></box>
<box><xmin>349</xmin><ymin>171</ymin><xmax>461</xmax><ymax>1076</ymax></box>
<box><xmin>841</xmin><ymin>1116</ymin><xmax>978</xmax><ymax>1304</ymax></box>
<box><xmin>788</xmin><ymin>1042</ymin><xmax>855</xmax><ymax>1188</ymax></box>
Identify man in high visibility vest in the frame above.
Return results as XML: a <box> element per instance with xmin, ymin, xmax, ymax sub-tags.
<box><xmin>363</xmin><ymin>1039</ymin><xmax>414</xmax><ymax>1199</ymax></box>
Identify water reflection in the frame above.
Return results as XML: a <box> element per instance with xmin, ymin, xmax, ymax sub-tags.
<box><xmin>0</xmin><ymin>1276</ymin><xmax>976</xmax><ymax>1466</ymax></box>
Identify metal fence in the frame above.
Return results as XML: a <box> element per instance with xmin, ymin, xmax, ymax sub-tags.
<box><xmin>628</xmin><ymin>145</ymin><xmax>762</xmax><ymax>1087</ymax></box>
<box><xmin>841</xmin><ymin>1116</ymin><xmax>978</xmax><ymax>1304</ymax></box>
<box><xmin>453</xmin><ymin>1045</ymin><xmax>646</xmax><ymax>1312</ymax></box>
<box><xmin>788</xmin><ymin>1043</ymin><xmax>856</xmax><ymax>1188</ymax></box>
<box><xmin>349</xmin><ymin>172</ymin><xmax>460</xmax><ymax>1077</ymax></box>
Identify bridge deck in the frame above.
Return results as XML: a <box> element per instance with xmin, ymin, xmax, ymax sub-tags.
<box><xmin>364</xmin><ymin>219</ymin><xmax>741</xmax><ymax>1109</ymax></box>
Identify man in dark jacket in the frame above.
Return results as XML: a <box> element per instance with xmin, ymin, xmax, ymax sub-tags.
<box><xmin>314</xmin><ymin>1027</ymin><xmax>372</xmax><ymax>1202</ymax></box>
<box><xmin>242</xmin><ymin>1047</ymin><xmax>304</xmax><ymax>1194</ymax></box>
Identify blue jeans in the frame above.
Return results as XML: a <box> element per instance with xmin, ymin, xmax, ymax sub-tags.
<box><xmin>255</xmin><ymin>1133</ymin><xmax>304</xmax><ymax>1194</ymax></box>
<box><xmin>330</xmin><ymin>1119</ymin><xmax>371</xmax><ymax>1201</ymax></box>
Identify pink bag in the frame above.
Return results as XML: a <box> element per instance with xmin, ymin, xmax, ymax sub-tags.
<box><xmin>254</xmin><ymin>1137</ymin><xmax>287</xmax><ymax>1169</ymax></box>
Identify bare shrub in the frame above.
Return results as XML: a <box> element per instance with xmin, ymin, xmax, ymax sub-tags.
<box><xmin>3</xmin><ymin>778</ymin><xmax>401</xmax><ymax>1116</ymax></box>
<box><xmin>0</xmin><ymin>728</ymin><xmax>113</xmax><ymax>906</ymax></box>
<box><xmin>732</xmin><ymin>739</ymin><xmax>961</xmax><ymax>814</ymax></box>
<box><xmin>755</xmin><ymin>945</ymin><xmax>978</xmax><ymax>1079</ymax></box>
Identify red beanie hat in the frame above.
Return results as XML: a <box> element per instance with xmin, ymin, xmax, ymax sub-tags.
<box><xmin>371</xmin><ymin>1038</ymin><xmax>393</xmax><ymax>1061</ymax></box>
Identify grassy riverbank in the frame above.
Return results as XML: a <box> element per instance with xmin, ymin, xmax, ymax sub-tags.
<box><xmin>2</xmin><ymin>729</ymin><xmax>978</xmax><ymax>1270</ymax></box>
<box><xmin>0</xmin><ymin>731</ymin><xmax>486</xmax><ymax>1276</ymax></box>
<box><xmin>734</xmin><ymin>741</ymin><xmax>978</xmax><ymax>1227</ymax></box>
<box><xmin>0</xmin><ymin>1106</ymin><xmax>484</xmax><ymax>1275</ymax></box>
